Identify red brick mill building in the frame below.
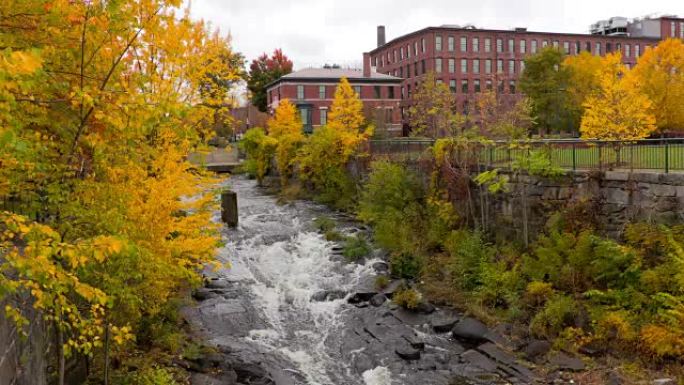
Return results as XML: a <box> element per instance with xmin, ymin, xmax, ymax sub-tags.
<box><xmin>266</xmin><ymin>68</ymin><xmax>403</xmax><ymax>136</ymax></box>
<box><xmin>365</xmin><ymin>15</ymin><xmax>684</xmax><ymax>133</ymax></box>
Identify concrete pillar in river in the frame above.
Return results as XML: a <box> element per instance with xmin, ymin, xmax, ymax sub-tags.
<box><xmin>221</xmin><ymin>190</ymin><xmax>238</xmax><ymax>228</ymax></box>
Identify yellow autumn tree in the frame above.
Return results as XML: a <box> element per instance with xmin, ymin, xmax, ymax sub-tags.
<box><xmin>0</xmin><ymin>0</ymin><xmax>242</xmax><ymax>382</ymax></box>
<box><xmin>328</xmin><ymin>76</ymin><xmax>367</xmax><ymax>133</ymax></box>
<box><xmin>268</xmin><ymin>99</ymin><xmax>304</xmax><ymax>186</ymax></box>
<box><xmin>629</xmin><ymin>38</ymin><xmax>684</xmax><ymax>133</ymax></box>
<box><xmin>563</xmin><ymin>51</ymin><xmax>603</xmax><ymax>131</ymax></box>
<box><xmin>580</xmin><ymin>53</ymin><xmax>657</xmax><ymax>141</ymax></box>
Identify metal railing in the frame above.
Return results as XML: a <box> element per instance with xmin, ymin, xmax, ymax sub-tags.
<box><xmin>368</xmin><ymin>138</ymin><xmax>684</xmax><ymax>173</ymax></box>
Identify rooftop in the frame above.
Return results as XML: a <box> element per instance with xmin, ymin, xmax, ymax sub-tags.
<box><xmin>281</xmin><ymin>68</ymin><xmax>400</xmax><ymax>81</ymax></box>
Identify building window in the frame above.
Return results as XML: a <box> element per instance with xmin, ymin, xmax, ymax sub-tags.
<box><xmin>563</xmin><ymin>41</ymin><xmax>570</xmax><ymax>54</ymax></box>
<box><xmin>414</xmin><ymin>41</ymin><xmax>418</xmax><ymax>56</ymax></box>
<box><xmin>401</xmin><ymin>86</ymin><xmax>405</xmax><ymax>98</ymax></box>
<box><xmin>595</xmin><ymin>42</ymin><xmax>601</xmax><ymax>55</ymax></box>
<box><xmin>520</xmin><ymin>40</ymin><xmax>526</xmax><ymax>54</ymax></box>
<box><xmin>672</xmin><ymin>21</ymin><xmax>676</xmax><ymax>37</ymax></box>
<box><xmin>407</xmin><ymin>45</ymin><xmax>410</xmax><ymax>58</ymax></box>
<box><xmin>520</xmin><ymin>60</ymin><xmax>525</xmax><ymax>73</ymax></box>
<box><xmin>542</xmin><ymin>40</ymin><xmax>548</xmax><ymax>48</ymax></box>
<box><xmin>388</xmin><ymin>86</ymin><xmax>394</xmax><ymax>99</ymax></box>
<box><xmin>448</xmin><ymin>36</ymin><xmax>455</xmax><ymax>51</ymax></box>
<box><xmin>407</xmin><ymin>84</ymin><xmax>411</xmax><ymax>97</ymax></box>
<box><xmin>319</xmin><ymin>85</ymin><xmax>325</xmax><ymax>99</ymax></box>
<box><xmin>320</xmin><ymin>108</ymin><xmax>327</xmax><ymax>125</ymax></box>
<box><xmin>485</xmin><ymin>59</ymin><xmax>492</xmax><ymax>74</ymax></box>
<box><xmin>436</xmin><ymin>79</ymin><xmax>443</xmax><ymax>85</ymax></box>
<box><xmin>473</xmin><ymin>59</ymin><xmax>480</xmax><ymax>74</ymax></box>
<box><xmin>496</xmin><ymin>38</ymin><xmax>503</xmax><ymax>53</ymax></box>
<box><xmin>508</xmin><ymin>60</ymin><xmax>515</xmax><ymax>74</ymax></box>
<box><xmin>625</xmin><ymin>44</ymin><xmax>630</xmax><ymax>57</ymax></box>
<box><xmin>414</xmin><ymin>63</ymin><xmax>418</xmax><ymax>76</ymax></box>
<box><xmin>531</xmin><ymin>40</ymin><xmax>538</xmax><ymax>54</ymax></box>
<box><xmin>393</xmin><ymin>49</ymin><xmax>397</xmax><ymax>62</ymax></box>
<box><xmin>354</xmin><ymin>85</ymin><xmax>361</xmax><ymax>96</ymax></box>
<box><xmin>449</xmin><ymin>79</ymin><xmax>457</xmax><ymax>93</ymax></box>
<box><xmin>497</xmin><ymin>80</ymin><xmax>504</xmax><ymax>93</ymax></box>
<box><xmin>681</xmin><ymin>22</ymin><xmax>684</xmax><ymax>38</ymax></box>
<box><xmin>421</xmin><ymin>60</ymin><xmax>426</xmax><ymax>74</ymax></box>
<box><xmin>574</xmin><ymin>41</ymin><xmax>580</xmax><ymax>55</ymax></box>
<box><xmin>486</xmin><ymin>79</ymin><xmax>492</xmax><ymax>91</ymax></box>
<box><xmin>400</xmin><ymin>47</ymin><xmax>404</xmax><ymax>60</ymax></box>
<box><xmin>435</xmin><ymin>35</ymin><xmax>442</xmax><ymax>51</ymax></box>
<box><xmin>472</xmin><ymin>37</ymin><xmax>479</xmax><ymax>53</ymax></box>
<box><xmin>474</xmin><ymin>79</ymin><xmax>481</xmax><ymax>93</ymax></box>
<box><xmin>374</xmin><ymin>86</ymin><xmax>381</xmax><ymax>99</ymax></box>
<box><xmin>300</xmin><ymin>108</ymin><xmax>309</xmax><ymax>125</ymax></box>
<box><xmin>552</xmin><ymin>40</ymin><xmax>559</xmax><ymax>48</ymax></box>
<box><xmin>448</xmin><ymin>58</ymin><xmax>455</xmax><ymax>73</ymax></box>
<box><xmin>297</xmin><ymin>85</ymin><xmax>304</xmax><ymax>99</ymax></box>
<box><xmin>461</xmin><ymin>79</ymin><xmax>469</xmax><ymax>93</ymax></box>
<box><xmin>460</xmin><ymin>36</ymin><xmax>467</xmax><ymax>52</ymax></box>
<box><xmin>436</xmin><ymin>58</ymin><xmax>443</xmax><ymax>73</ymax></box>
<box><xmin>509</xmin><ymin>80</ymin><xmax>516</xmax><ymax>94</ymax></box>
<box><xmin>421</xmin><ymin>38</ymin><xmax>426</xmax><ymax>52</ymax></box>
<box><xmin>508</xmin><ymin>38</ymin><xmax>514</xmax><ymax>52</ymax></box>
<box><xmin>461</xmin><ymin>58</ymin><xmax>468</xmax><ymax>74</ymax></box>
<box><xmin>484</xmin><ymin>38</ymin><xmax>491</xmax><ymax>53</ymax></box>
<box><xmin>497</xmin><ymin>59</ymin><xmax>503</xmax><ymax>73</ymax></box>
<box><xmin>399</xmin><ymin>67</ymin><xmax>403</xmax><ymax>78</ymax></box>
<box><xmin>635</xmin><ymin>44</ymin><xmax>640</xmax><ymax>57</ymax></box>
<box><xmin>606</xmin><ymin>42</ymin><xmax>612</xmax><ymax>53</ymax></box>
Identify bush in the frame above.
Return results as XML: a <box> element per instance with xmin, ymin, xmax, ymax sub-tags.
<box><xmin>375</xmin><ymin>275</ymin><xmax>390</xmax><ymax>290</ymax></box>
<box><xmin>314</xmin><ymin>216</ymin><xmax>335</xmax><ymax>233</ymax></box>
<box><xmin>524</xmin><ymin>281</ymin><xmax>555</xmax><ymax>308</ymax></box>
<box><xmin>116</xmin><ymin>367</ymin><xmax>178</xmax><ymax>385</ymax></box>
<box><xmin>444</xmin><ymin>230</ymin><xmax>495</xmax><ymax>292</ymax></box>
<box><xmin>393</xmin><ymin>287</ymin><xmax>421</xmax><ymax>309</ymax></box>
<box><xmin>238</xmin><ymin>128</ymin><xmax>277</xmax><ymax>185</ymax></box>
<box><xmin>529</xmin><ymin>295</ymin><xmax>577</xmax><ymax>339</ymax></box>
<box><xmin>390</xmin><ymin>252</ymin><xmax>421</xmax><ymax>279</ymax></box>
<box><xmin>342</xmin><ymin>235</ymin><xmax>371</xmax><ymax>262</ymax></box>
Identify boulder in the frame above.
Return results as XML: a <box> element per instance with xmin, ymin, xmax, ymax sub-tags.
<box><xmin>431</xmin><ymin>316</ymin><xmax>458</xmax><ymax>334</ymax></box>
<box><xmin>414</xmin><ymin>302</ymin><xmax>436</xmax><ymax>315</ymax></box>
<box><xmin>395</xmin><ymin>344</ymin><xmax>421</xmax><ymax>361</ymax></box>
<box><xmin>372</xmin><ymin>261</ymin><xmax>389</xmax><ymax>274</ymax></box>
<box><xmin>347</xmin><ymin>292</ymin><xmax>376</xmax><ymax>304</ymax></box>
<box><xmin>205</xmin><ymin>278</ymin><xmax>230</xmax><ymax>289</ymax></box>
<box><xmin>192</xmin><ymin>288</ymin><xmax>217</xmax><ymax>301</ymax></box>
<box><xmin>461</xmin><ymin>349</ymin><xmax>497</xmax><ymax>372</ymax></box>
<box><xmin>311</xmin><ymin>290</ymin><xmax>346</xmax><ymax>302</ymax></box>
<box><xmin>547</xmin><ymin>352</ymin><xmax>585</xmax><ymax>372</ymax></box>
<box><xmin>369</xmin><ymin>294</ymin><xmax>387</xmax><ymax>307</ymax></box>
<box><xmin>523</xmin><ymin>339</ymin><xmax>551</xmax><ymax>360</ymax></box>
<box><xmin>451</xmin><ymin>317</ymin><xmax>490</xmax><ymax>343</ymax></box>
<box><xmin>190</xmin><ymin>372</ymin><xmax>237</xmax><ymax>385</ymax></box>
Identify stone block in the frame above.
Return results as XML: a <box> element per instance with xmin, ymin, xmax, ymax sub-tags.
<box><xmin>604</xmin><ymin>171</ymin><xmax>630</xmax><ymax>181</ymax></box>
<box><xmin>650</xmin><ymin>184</ymin><xmax>677</xmax><ymax>197</ymax></box>
<box><xmin>632</xmin><ymin>172</ymin><xmax>661</xmax><ymax>184</ymax></box>
<box><xmin>604</xmin><ymin>188</ymin><xmax>630</xmax><ymax>204</ymax></box>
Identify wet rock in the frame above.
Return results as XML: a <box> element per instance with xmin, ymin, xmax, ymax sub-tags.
<box><xmin>369</xmin><ymin>294</ymin><xmax>387</xmax><ymax>307</ymax></box>
<box><xmin>395</xmin><ymin>344</ymin><xmax>421</xmax><ymax>361</ymax></box>
<box><xmin>524</xmin><ymin>339</ymin><xmax>551</xmax><ymax>360</ymax></box>
<box><xmin>192</xmin><ymin>288</ymin><xmax>217</xmax><ymax>301</ymax></box>
<box><xmin>311</xmin><ymin>290</ymin><xmax>346</xmax><ymax>302</ymax></box>
<box><xmin>653</xmin><ymin>379</ymin><xmax>676</xmax><ymax>385</ymax></box>
<box><xmin>392</xmin><ymin>308</ymin><xmax>429</xmax><ymax>325</ymax></box>
<box><xmin>354</xmin><ymin>302</ymin><xmax>369</xmax><ymax>308</ymax></box>
<box><xmin>403</xmin><ymin>334</ymin><xmax>425</xmax><ymax>350</ymax></box>
<box><xmin>415</xmin><ymin>302</ymin><xmax>436</xmax><ymax>315</ymax></box>
<box><xmin>381</xmin><ymin>279</ymin><xmax>405</xmax><ymax>297</ymax></box>
<box><xmin>205</xmin><ymin>278</ymin><xmax>230</xmax><ymax>289</ymax></box>
<box><xmin>347</xmin><ymin>292</ymin><xmax>376</xmax><ymax>304</ymax></box>
<box><xmin>547</xmin><ymin>352</ymin><xmax>585</xmax><ymax>372</ymax></box>
<box><xmin>452</xmin><ymin>317</ymin><xmax>490</xmax><ymax>343</ymax></box>
<box><xmin>431</xmin><ymin>316</ymin><xmax>458</xmax><ymax>333</ymax></box>
<box><xmin>190</xmin><ymin>372</ymin><xmax>237</xmax><ymax>385</ymax></box>
<box><xmin>578</xmin><ymin>341</ymin><xmax>605</xmax><ymax>357</ymax></box>
<box><xmin>461</xmin><ymin>349</ymin><xmax>497</xmax><ymax>372</ymax></box>
<box><xmin>372</xmin><ymin>261</ymin><xmax>389</xmax><ymax>273</ymax></box>
<box><xmin>478</xmin><ymin>342</ymin><xmax>515</xmax><ymax>366</ymax></box>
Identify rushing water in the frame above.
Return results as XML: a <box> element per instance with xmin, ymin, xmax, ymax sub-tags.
<box><xmin>211</xmin><ymin>176</ymin><xmax>391</xmax><ymax>385</ymax></box>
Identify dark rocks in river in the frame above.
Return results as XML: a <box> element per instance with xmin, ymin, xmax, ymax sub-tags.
<box><xmin>451</xmin><ymin>317</ymin><xmax>490</xmax><ymax>343</ymax></box>
<box><xmin>369</xmin><ymin>293</ymin><xmax>387</xmax><ymax>307</ymax></box>
<box><xmin>395</xmin><ymin>344</ymin><xmax>421</xmax><ymax>360</ymax></box>
<box><xmin>192</xmin><ymin>288</ymin><xmax>217</xmax><ymax>301</ymax></box>
<box><xmin>347</xmin><ymin>292</ymin><xmax>376</xmax><ymax>304</ymax></box>
<box><xmin>414</xmin><ymin>301</ymin><xmax>436</xmax><ymax>314</ymax></box>
<box><xmin>310</xmin><ymin>290</ymin><xmax>346</xmax><ymax>302</ymax></box>
<box><xmin>205</xmin><ymin>278</ymin><xmax>231</xmax><ymax>289</ymax></box>
<box><xmin>371</xmin><ymin>261</ymin><xmax>389</xmax><ymax>274</ymax></box>
<box><xmin>461</xmin><ymin>349</ymin><xmax>498</xmax><ymax>372</ymax></box>
<box><xmin>430</xmin><ymin>313</ymin><xmax>459</xmax><ymax>333</ymax></box>
<box><xmin>523</xmin><ymin>339</ymin><xmax>551</xmax><ymax>360</ymax></box>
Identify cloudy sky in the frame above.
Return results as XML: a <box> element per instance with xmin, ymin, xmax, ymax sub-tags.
<box><xmin>186</xmin><ymin>0</ymin><xmax>683</xmax><ymax>70</ymax></box>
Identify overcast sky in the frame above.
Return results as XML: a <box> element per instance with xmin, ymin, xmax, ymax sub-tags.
<box><xmin>186</xmin><ymin>0</ymin><xmax>683</xmax><ymax>70</ymax></box>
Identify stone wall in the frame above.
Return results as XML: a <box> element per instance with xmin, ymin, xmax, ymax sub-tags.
<box><xmin>489</xmin><ymin>170</ymin><xmax>684</xmax><ymax>239</ymax></box>
<box><xmin>0</xmin><ymin>296</ymin><xmax>47</xmax><ymax>385</ymax></box>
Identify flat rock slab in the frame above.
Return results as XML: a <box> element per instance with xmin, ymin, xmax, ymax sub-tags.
<box><xmin>452</xmin><ymin>317</ymin><xmax>490</xmax><ymax>343</ymax></box>
<box><xmin>548</xmin><ymin>352</ymin><xmax>585</xmax><ymax>372</ymax></box>
<box><xmin>461</xmin><ymin>349</ymin><xmax>498</xmax><ymax>372</ymax></box>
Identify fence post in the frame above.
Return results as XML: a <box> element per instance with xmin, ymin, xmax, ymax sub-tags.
<box><xmin>598</xmin><ymin>142</ymin><xmax>602</xmax><ymax>171</ymax></box>
<box><xmin>665</xmin><ymin>140</ymin><xmax>670</xmax><ymax>173</ymax></box>
<box><xmin>572</xmin><ymin>142</ymin><xmax>576</xmax><ymax>171</ymax></box>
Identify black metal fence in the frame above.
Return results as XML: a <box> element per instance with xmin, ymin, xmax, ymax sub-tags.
<box><xmin>368</xmin><ymin>138</ymin><xmax>684</xmax><ymax>173</ymax></box>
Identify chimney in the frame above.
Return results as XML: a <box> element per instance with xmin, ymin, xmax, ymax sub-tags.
<box><xmin>377</xmin><ymin>25</ymin><xmax>386</xmax><ymax>47</ymax></box>
<box><xmin>363</xmin><ymin>52</ymin><xmax>371</xmax><ymax>78</ymax></box>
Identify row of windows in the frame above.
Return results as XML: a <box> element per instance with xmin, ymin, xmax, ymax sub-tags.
<box><xmin>401</xmin><ymin>79</ymin><xmax>518</xmax><ymax>97</ymax></box>
<box><xmin>375</xmin><ymin>38</ymin><xmax>427</xmax><ymax>67</ymax></box>
<box><xmin>300</xmin><ymin>107</ymin><xmax>395</xmax><ymax>126</ymax></box>
<box><xmin>376</xmin><ymin>35</ymin><xmax>653</xmax><ymax>68</ymax></box>
<box><xmin>434</xmin><ymin>58</ymin><xmax>526</xmax><ymax>75</ymax></box>
<box><xmin>670</xmin><ymin>21</ymin><xmax>684</xmax><ymax>38</ymax></box>
<box><xmin>295</xmin><ymin>84</ymin><xmax>395</xmax><ymax>100</ymax></box>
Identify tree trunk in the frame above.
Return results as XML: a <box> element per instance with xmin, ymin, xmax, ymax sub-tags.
<box><xmin>56</xmin><ymin>320</ymin><xmax>65</xmax><ymax>385</ymax></box>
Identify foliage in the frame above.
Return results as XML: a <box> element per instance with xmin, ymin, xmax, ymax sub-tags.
<box><xmin>239</xmin><ymin>128</ymin><xmax>278</xmax><ymax>185</ymax></box>
<box><xmin>407</xmin><ymin>71</ymin><xmax>466</xmax><ymax>137</ymax></box>
<box><xmin>390</xmin><ymin>252</ymin><xmax>422</xmax><ymax>280</ymax></box>
<box><xmin>474</xmin><ymin>91</ymin><xmax>534</xmax><ymax>140</ymax></box>
<box><xmin>267</xmin><ymin>99</ymin><xmax>303</xmax><ymax>186</ymax></box>
<box><xmin>313</xmin><ymin>217</ymin><xmax>335</xmax><ymax>233</ymax></box>
<box><xmin>374</xmin><ymin>275</ymin><xmax>390</xmax><ymax>290</ymax></box>
<box><xmin>580</xmin><ymin>53</ymin><xmax>657</xmax><ymax>141</ymax></box>
<box><xmin>342</xmin><ymin>235</ymin><xmax>371</xmax><ymax>262</ymax></box>
<box><xmin>563</xmin><ymin>52</ymin><xmax>603</xmax><ymax>132</ymax></box>
<box><xmin>444</xmin><ymin>231</ymin><xmax>495</xmax><ymax>292</ymax></box>
<box><xmin>519</xmin><ymin>47</ymin><xmax>573</xmax><ymax>134</ymax></box>
<box><xmin>247</xmin><ymin>49</ymin><xmax>293</xmax><ymax>112</ymax></box>
<box><xmin>529</xmin><ymin>295</ymin><xmax>577</xmax><ymax>338</ymax></box>
<box><xmin>393</xmin><ymin>286</ymin><xmax>421</xmax><ymax>309</ymax></box>
<box><xmin>629</xmin><ymin>39</ymin><xmax>684</xmax><ymax>133</ymax></box>
<box><xmin>327</xmin><ymin>77</ymin><xmax>367</xmax><ymax>133</ymax></box>
<box><xmin>0</xmin><ymin>0</ymin><xmax>237</xmax><ymax>381</ymax></box>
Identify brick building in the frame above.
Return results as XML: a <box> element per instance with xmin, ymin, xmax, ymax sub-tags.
<box><xmin>365</xmin><ymin>15</ymin><xmax>684</xmax><ymax>132</ymax></box>
<box><xmin>266</xmin><ymin>68</ymin><xmax>403</xmax><ymax>136</ymax></box>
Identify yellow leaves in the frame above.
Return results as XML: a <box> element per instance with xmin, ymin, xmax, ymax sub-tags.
<box><xmin>327</xmin><ymin>77</ymin><xmax>366</xmax><ymax>133</ymax></box>
<box><xmin>1</xmin><ymin>50</ymin><xmax>43</xmax><ymax>75</ymax></box>
<box><xmin>580</xmin><ymin>53</ymin><xmax>657</xmax><ymax>141</ymax></box>
<box><xmin>111</xmin><ymin>325</ymin><xmax>135</xmax><ymax>345</ymax></box>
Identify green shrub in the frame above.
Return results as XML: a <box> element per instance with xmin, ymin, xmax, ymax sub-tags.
<box><xmin>444</xmin><ymin>230</ymin><xmax>495</xmax><ymax>292</ymax></box>
<box><xmin>314</xmin><ymin>216</ymin><xmax>335</xmax><ymax>232</ymax></box>
<box><xmin>529</xmin><ymin>295</ymin><xmax>577</xmax><ymax>339</ymax></box>
<box><xmin>393</xmin><ymin>287</ymin><xmax>421</xmax><ymax>309</ymax></box>
<box><xmin>375</xmin><ymin>275</ymin><xmax>390</xmax><ymax>290</ymax></box>
<box><xmin>115</xmin><ymin>367</ymin><xmax>178</xmax><ymax>385</ymax></box>
<box><xmin>342</xmin><ymin>235</ymin><xmax>371</xmax><ymax>262</ymax></box>
<box><xmin>238</xmin><ymin>128</ymin><xmax>277</xmax><ymax>185</ymax></box>
<box><xmin>324</xmin><ymin>230</ymin><xmax>343</xmax><ymax>242</ymax></box>
<box><xmin>390</xmin><ymin>252</ymin><xmax>421</xmax><ymax>279</ymax></box>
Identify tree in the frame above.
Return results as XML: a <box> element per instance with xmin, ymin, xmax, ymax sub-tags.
<box><xmin>519</xmin><ymin>47</ymin><xmax>572</xmax><ymax>135</ymax></box>
<box><xmin>267</xmin><ymin>99</ymin><xmax>303</xmax><ymax>186</ymax></box>
<box><xmin>247</xmin><ymin>49</ymin><xmax>293</xmax><ymax>112</ymax></box>
<box><xmin>629</xmin><ymin>38</ymin><xmax>684</xmax><ymax>133</ymax></box>
<box><xmin>327</xmin><ymin>77</ymin><xmax>367</xmax><ymax>133</ymax></box>
<box><xmin>563</xmin><ymin>52</ymin><xmax>603</xmax><ymax>134</ymax></box>
<box><xmin>407</xmin><ymin>71</ymin><xmax>465</xmax><ymax>137</ymax></box>
<box><xmin>580</xmin><ymin>53</ymin><xmax>657</xmax><ymax>141</ymax></box>
<box><xmin>474</xmin><ymin>90</ymin><xmax>534</xmax><ymax>140</ymax></box>
<box><xmin>239</xmin><ymin>127</ymin><xmax>278</xmax><ymax>185</ymax></box>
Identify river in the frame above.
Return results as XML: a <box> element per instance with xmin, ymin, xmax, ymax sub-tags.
<box><xmin>184</xmin><ymin>176</ymin><xmax>539</xmax><ymax>385</ymax></box>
